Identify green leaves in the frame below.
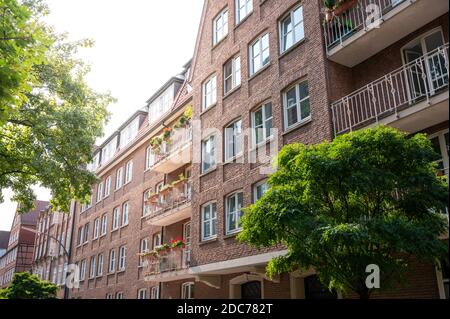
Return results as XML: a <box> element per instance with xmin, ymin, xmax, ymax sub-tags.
<box><xmin>1</xmin><ymin>0</ymin><xmax>114</xmax><ymax>213</ymax></box>
<box><xmin>0</xmin><ymin>272</ymin><xmax>58</xmax><ymax>299</ymax></box>
<box><xmin>238</xmin><ymin>125</ymin><xmax>449</xmax><ymax>298</ymax></box>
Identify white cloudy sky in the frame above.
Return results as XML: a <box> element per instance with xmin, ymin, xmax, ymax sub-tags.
<box><xmin>0</xmin><ymin>0</ymin><xmax>204</xmax><ymax>231</ymax></box>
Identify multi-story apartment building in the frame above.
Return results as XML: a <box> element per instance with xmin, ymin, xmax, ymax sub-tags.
<box><xmin>67</xmin><ymin>64</ymin><xmax>193</xmax><ymax>299</ymax></box>
<box><xmin>31</xmin><ymin>203</ymin><xmax>75</xmax><ymax>298</ymax></box>
<box><xmin>68</xmin><ymin>0</ymin><xmax>448</xmax><ymax>299</ymax></box>
<box><xmin>0</xmin><ymin>231</ymin><xmax>9</xmax><ymax>258</ymax></box>
<box><xmin>0</xmin><ymin>200</ymin><xmax>48</xmax><ymax>288</ymax></box>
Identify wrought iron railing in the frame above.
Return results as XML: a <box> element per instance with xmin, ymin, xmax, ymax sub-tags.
<box><xmin>146</xmin><ymin>180</ymin><xmax>192</xmax><ymax>219</ymax></box>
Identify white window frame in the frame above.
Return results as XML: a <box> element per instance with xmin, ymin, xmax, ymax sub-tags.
<box><xmin>151</xmin><ymin>286</ymin><xmax>160</xmax><ymax>299</ymax></box>
<box><xmin>279</xmin><ymin>5</ymin><xmax>304</xmax><ymax>53</ymax></box>
<box><xmin>153</xmin><ymin>233</ymin><xmax>162</xmax><ymax>249</ymax></box>
<box><xmin>235</xmin><ymin>0</ymin><xmax>253</xmax><ymax>24</ymax></box>
<box><xmin>104</xmin><ymin>176</ymin><xmax>111</xmax><ymax>197</ymax></box>
<box><xmin>138</xmin><ymin>288</ymin><xmax>147</xmax><ymax>300</ymax></box>
<box><xmin>83</xmin><ymin>223</ymin><xmax>90</xmax><ymax>244</ymax></box>
<box><xmin>89</xmin><ymin>256</ymin><xmax>96</xmax><ymax>279</ymax></box>
<box><xmin>139</xmin><ymin>238</ymin><xmax>149</xmax><ymax>267</ymax></box>
<box><xmin>121</xmin><ymin>202</ymin><xmax>129</xmax><ymax>226</ymax></box>
<box><xmin>97</xmin><ymin>182</ymin><xmax>103</xmax><ymax>203</ymax></box>
<box><xmin>225</xmin><ymin>192</ymin><xmax>244</xmax><ymax>235</ymax></box>
<box><xmin>125</xmin><ymin>160</ymin><xmax>133</xmax><ymax>184</ymax></box>
<box><xmin>253</xmin><ymin>180</ymin><xmax>269</xmax><ymax>203</ymax></box>
<box><xmin>109</xmin><ymin>249</ymin><xmax>116</xmax><ymax>273</ymax></box>
<box><xmin>249</xmin><ymin>33</ymin><xmax>270</xmax><ymax>76</ymax></box>
<box><xmin>93</xmin><ymin>218</ymin><xmax>100</xmax><ymax>240</ymax></box>
<box><xmin>225</xmin><ymin>119</ymin><xmax>243</xmax><ymax>161</ymax></box>
<box><xmin>106</xmin><ymin>293</ymin><xmax>113</xmax><ymax>299</ymax></box>
<box><xmin>143</xmin><ymin>190</ymin><xmax>151</xmax><ymax>217</ymax></box>
<box><xmin>201</xmin><ymin>135</ymin><xmax>216</xmax><ymax>173</ymax></box>
<box><xmin>145</xmin><ymin>147</ymin><xmax>156</xmax><ymax>170</ymax></box>
<box><xmin>224</xmin><ymin>56</ymin><xmax>241</xmax><ymax>95</ymax></box>
<box><xmin>115</xmin><ymin>167</ymin><xmax>124</xmax><ymax>190</ymax></box>
<box><xmin>116</xmin><ymin>292</ymin><xmax>124</xmax><ymax>299</ymax></box>
<box><xmin>181</xmin><ymin>282</ymin><xmax>195</xmax><ymax>299</ymax></box>
<box><xmin>112</xmin><ymin>207</ymin><xmax>120</xmax><ymax>230</ymax></box>
<box><xmin>251</xmin><ymin>102</ymin><xmax>273</xmax><ymax>147</ymax></box>
<box><xmin>202</xmin><ymin>75</ymin><xmax>217</xmax><ymax>110</ymax></box>
<box><xmin>119</xmin><ymin>246</ymin><xmax>126</xmax><ymax>271</ymax></box>
<box><xmin>97</xmin><ymin>254</ymin><xmax>104</xmax><ymax>276</ymax></box>
<box><xmin>213</xmin><ymin>9</ymin><xmax>229</xmax><ymax>45</ymax></box>
<box><xmin>201</xmin><ymin>202</ymin><xmax>217</xmax><ymax>241</ymax></box>
<box><xmin>80</xmin><ymin>259</ymin><xmax>86</xmax><ymax>281</ymax></box>
<box><xmin>283</xmin><ymin>80</ymin><xmax>311</xmax><ymax>131</ymax></box>
<box><xmin>101</xmin><ymin>214</ymin><xmax>107</xmax><ymax>236</ymax></box>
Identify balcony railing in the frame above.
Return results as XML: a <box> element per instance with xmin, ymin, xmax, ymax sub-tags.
<box><xmin>331</xmin><ymin>43</ymin><xmax>449</xmax><ymax>135</ymax></box>
<box><xmin>154</xmin><ymin>125</ymin><xmax>192</xmax><ymax>166</ymax></box>
<box><xmin>144</xmin><ymin>248</ymin><xmax>191</xmax><ymax>277</ymax></box>
<box><xmin>146</xmin><ymin>180</ymin><xmax>192</xmax><ymax>219</ymax></box>
<box><xmin>323</xmin><ymin>0</ymin><xmax>407</xmax><ymax>53</ymax></box>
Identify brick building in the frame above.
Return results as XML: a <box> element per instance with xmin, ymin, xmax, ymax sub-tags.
<box><xmin>68</xmin><ymin>0</ymin><xmax>448</xmax><ymax>299</ymax></box>
<box><xmin>0</xmin><ymin>231</ymin><xmax>9</xmax><ymax>258</ymax></box>
<box><xmin>0</xmin><ymin>200</ymin><xmax>48</xmax><ymax>288</ymax></box>
<box><xmin>31</xmin><ymin>203</ymin><xmax>75</xmax><ymax>298</ymax></box>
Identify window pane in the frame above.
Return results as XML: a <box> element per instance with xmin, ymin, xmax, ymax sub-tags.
<box><xmin>287</xmin><ymin>106</ymin><xmax>298</xmax><ymax>127</ymax></box>
<box><xmin>286</xmin><ymin>87</ymin><xmax>297</xmax><ymax>107</ymax></box>
<box><xmin>299</xmin><ymin>82</ymin><xmax>309</xmax><ymax>99</ymax></box>
<box><xmin>300</xmin><ymin>99</ymin><xmax>311</xmax><ymax>119</ymax></box>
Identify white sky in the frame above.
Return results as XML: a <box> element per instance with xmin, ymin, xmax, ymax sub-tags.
<box><xmin>0</xmin><ymin>0</ymin><xmax>204</xmax><ymax>231</ymax></box>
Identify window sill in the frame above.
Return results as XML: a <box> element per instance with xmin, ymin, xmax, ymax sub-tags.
<box><xmin>234</xmin><ymin>12</ymin><xmax>253</xmax><ymax>30</ymax></box>
<box><xmin>200</xmin><ymin>167</ymin><xmax>218</xmax><ymax>178</ymax></box>
<box><xmin>224</xmin><ymin>154</ymin><xmax>244</xmax><ymax>165</ymax></box>
<box><xmin>223</xmin><ymin>85</ymin><xmax>241</xmax><ymax>101</ymax></box>
<box><xmin>100</xmin><ymin>234</ymin><xmax>107</xmax><ymax>238</ymax></box>
<box><xmin>199</xmin><ymin>237</ymin><xmax>218</xmax><ymax>246</ymax></box>
<box><xmin>279</xmin><ymin>38</ymin><xmax>306</xmax><ymax>59</ymax></box>
<box><xmin>124</xmin><ymin>181</ymin><xmax>132</xmax><ymax>187</ymax></box>
<box><xmin>117</xmin><ymin>269</ymin><xmax>126</xmax><ymax>274</ymax></box>
<box><xmin>249</xmin><ymin>63</ymin><xmax>271</xmax><ymax>82</ymax></box>
<box><xmin>212</xmin><ymin>34</ymin><xmax>229</xmax><ymax>50</ymax></box>
<box><xmin>96</xmin><ymin>275</ymin><xmax>103</xmax><ymax>279</ymax></box>
<box><xmin>200</xmin><ymin>103</ymin><xmax>217</xmax><ymax>117</ymax></box>
<box><xmin>111</xmin><ymin>228</ymin><xmax>119</xmax><ymax>234</ymax></box>
<box><xmin>224</xmin><ymin>230</ymin><xmax>242</xmax><ymax>239</ymax></box>
<box><xmin>283</xmin><ymin>117</ymin><xmax>312</xmax><ymax>136</ymax></box>
<box><xmin>120</xmin><ymin>224</ymin><xmax>129</xmax><ymax>229</ymax></box>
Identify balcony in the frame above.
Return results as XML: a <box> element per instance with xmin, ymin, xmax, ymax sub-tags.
<box><xmin>145</xmin><ymin>180</ymin><xmax>192</xmax><ymax>226</ymax></box>
<box><xmin>143</xmin><ymin>248</ymin><xmax>191</xmax><ymax>282</ymax></box>
<box><xmin>323</xmin><ymin>0</ymin><xmax>449</xmax><ymax>67</ymax></box>
<box><xmin>152</xmin><ymin>126</ymin><xmax>192</xmax><ymax>174</ymax></box>
<box><xmin>331</xmin><ymin>44</ymin><xmax>449</xmax><ymax>135</ymax></box>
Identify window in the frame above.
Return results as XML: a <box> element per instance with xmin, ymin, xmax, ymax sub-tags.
<box><xmin>139</xmin><ymin>239</ymin><xmax>149</xmax><ymax>266</ymax></box>
<box><xmin>120</xmin><ymin>117</ymin><xmax>140</xmax><ymax>149</ymax></box>
<box><xmin>116</xmin><ymin>292</ymin><xmax>124</xmax><ymax>299</ymax></box>
<box><xmin>249</xmin><ymin>33</ymin><xmax>269</xmax><ymax>75</ymax></box>
<box><xmin>252</xmin><ymin>102</ymin><xmax>273</xmax><ymax>146</ymax></box>
<box><xmin>440</xmin><ymin>259</ymin><xmax>449</xmax><ymax>299</ymax></box>
<box><xmin>79</xmin><ymin>259</ymin><xmax>86</xmax><ymax>281</ymax></box>
<box><xmin>213</xmin><ymin>9</ymin><xmax>228</xmax><ymax>45</ymax></box>
<box><xmin>101</xmin><ymin>214</ymin><xmax>107</xmax><ymax>236</ymax></box>
<box><xmin>97</xmin><ymin>254</ymin><xmax>104</xmax><ymax>276</ymax></box>
<box><xmin>97</xmin><ymin>182</ymin><xmax>103</xmax><ymax>202</ymax></box>
<box><xmin>280</xmin><ymin>5</ymin><xmax>304</xmax><ymax>53</ymax></box>
<box><xmin>283</xmin><ymin>80</ymin><xmax>310</xmax><ymax>130</ymax></box>
<box><xmin>201</xmin><ymin>202</ymin><xmax>217</xmax><ymax>241</ymax></box>
<box><xmin>183</xmin><ymin>222</ymin><xmax>191</xmax><ymax>247</ymax></box>
<box><xmin>181</xmin><ymin>282</ymin><xmax>195</xmax><ymax>299</ymax></box>
<box><xmin>148</xmin><ymin>85</ymin><xmax>175</xmax><ymax>125</ymax></box>
<box><xmin>143</xmin><ymin>190</ymin><xmax>152</xmax><ymax>217</ymax></box>
<box><xmin>125</xmin><ymin>160</ymin><xmax>133</xmax><ymax>184</ymax></box>
<box><xmin>109</xmin><ymin>249</ymin><xmax>116</xmax><ymax>273</ymax></box>
<box><xmin>87</xmin><ymin>153</ymin><xmax>100</xmax><ymax>172</ymax></box>
<box><xmin>429</xmin><ymin>129</ymin><xmax>449</xmax><ymax>177</ymax></box>
<box><xmin>115</xmin><ymin>167</ymin><xmax>124</xmax><ymax>190</ymax></box>
<box><xmin>201</xmin><ymin>135</ymin><xmax>216</xmax><ymax>173</ymax></box>
<box><xmin>202</xmin><ymin>75</ymin><xmax>217</xmax><ymax>110</ymax></box>
<box><xmin>112</xmin><ymin>207</ymin><xmax>120</xmax><ymax>230</ymax></box>
<box><xmin>89</xmin><ymin>256</ymin><xmax>96</xmax><ymax>279</ymax></box>
<box><xmin>225</xmin><ymin>119</ymin><xmax>243</xmax><ymax>161</ymax></box>
<box><xmin>224</xmin><ymin>56</ymin><xmax>241</xmax><ymax>94</ymax></box>
<box><xmin>104</xmin><ymin>176</ymin><xmax>111</xmax><ymax>197</ymax></box>
<box><xmin>235</xmin><ymin>0</ymin><xmax>253</xmax><ymax>24</ymax></box>
<box><xmin>304</xmin><ymin>275</ymin><xmax>338</xmax><ymax>299</ymax></box>
<box><xmin>241</xmin><ymin>281</ymin><xmax>262</xmax><ymax>299</ymax></box>
<box><xmin>153</xmin><ymin>233</ymin><xmax>162</xmax><ymax>249</ymax></box>
<box><xmin>106</xmin><ymin>293</ymin><xmax>113</xmax><ymax>299</ymax></box>
<box><xmin>226</xmin><ymin>192</ymin><xmax>244</xmax><ymax>235</ymax></box>
<box><xmin>119</xmin><ymin>246</ymin><xmax>126</xmax><ymax>271</ymax></box>
<box><xmin>253</xmin><ymin>180</ymin><xmax>269</xmax><ymax>202</ymax></box>
<box><xmin>101</xmin><ymin>137</ymin><xmax>118</xmax><ymax>165</ymax></box>
<box><xmin>121</xmin><ymin>202</ymin><xmax>129</xmax><ymax>226</ymax></box>
<box><xmin>77</xmin><ymin>227</ymin><xmax>83</xmax><ymax>246</ymax></box>
<box><xmin>138</xmin><ymin>288</ymin><xmax>147</xmax><ymax>299</ymax></box>
<box><xmin>83</xmin><ymin>223</ymin><xmax>90</xmax><ymax>243</ymax></box>
<box><xmin>145</xmin><ymin>147</ymin><xmax>156</xmax><ymax>170</ymax></box>
<box><xmin>151</xmin><ymin>286</ymin><xmax>160</xmax><ymax>299</ymax></box>
<box><xmin>93</xmin><ymin>218</ymin><xmax>100</xmax><ymax>240</ymax></box>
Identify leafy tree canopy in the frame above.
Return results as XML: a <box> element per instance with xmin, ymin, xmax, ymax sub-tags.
<box><xmin>0</xmin><ymin>272</ymin><xmax>58</xmax><ymax>299</ymax></box>
<box><xmin>238</xmin><ymin>125</ymin><xmax>449</xmax><ymax>299</ymax></box>
<box><xmin>1</xmin><ymin>0</ymin><xmax>114</xmax><ymax>213</ymax></box>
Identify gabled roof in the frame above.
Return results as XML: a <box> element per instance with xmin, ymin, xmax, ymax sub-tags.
<box><xmin>188</xmin><ymin>0</ymin><xmax>209</xmax><ymax>83</ymax></box>
<box><xmin>17</xmin><ymin>200</ymin><xmax>49</xmax><ymax>226</ymax></box>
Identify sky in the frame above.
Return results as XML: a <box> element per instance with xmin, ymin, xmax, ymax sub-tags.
<box><xmin>0</xmin><ymin>0</ymin><xmax>204</xmax><ymax>231</ymax></box>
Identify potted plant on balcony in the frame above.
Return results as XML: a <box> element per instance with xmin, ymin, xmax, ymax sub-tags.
<box><xmin>170</xmin><ymin>238</ymin><xmax>186</xmax><ymax>251</ymax></box>
<box><xmin>334</xmin><ymin>0</ymin><xmax>358</xmax><ymax>16</ymax></box>
<box><xmin>149</xmin><ymin>136</ymin><xmax>163</xmax><ymax>151</ymax></box>
<box><xmin>171</xmin><ymin>174</ymin><xmax>187</xmax><ymax>187</ymax></box>
<box><xmin>154</xmin><ymin>243</ymin><xmax>171</xmax><ymax>256</ymax></box>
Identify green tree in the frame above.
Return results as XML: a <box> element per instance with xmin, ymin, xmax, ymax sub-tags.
<box><xmin>238</xmin><ymin>125</ymin><xmax>449</xmax><ymax>299</ymax></box>
<box><xmin>0</xmin><ymin>272</ymin><xmax>58</xmax><ymax>299</ymax></box>
<box><xmin>1</xmin><ymin>0</ymin><xmax>113</xmax><ymax>213</ymax></box>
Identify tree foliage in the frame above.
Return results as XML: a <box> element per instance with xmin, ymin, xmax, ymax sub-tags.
<box><xmin>238</xmin><ymin>125</ymin><xmax>449</xmax><ymax>299</ymax></box>
<box><xmin>0</xmin><ymin>0</ymin><xmax>114</xmax><ymax>213</ymax></box>
<box><xmin>0</xmin><ymin>272</ymin><xmax>58</xmax><ymax>299</ymax></box>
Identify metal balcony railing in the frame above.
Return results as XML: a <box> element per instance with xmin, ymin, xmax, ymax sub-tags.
<box><xmin>331</xmin><ymin>43</ymin><xmax>449</xmax><ymax>135</ymax></box>
<box><xmin>323</xmin><ymin>0</ymin><xmax>407</xmax><ymax>53</ymax></box>
<box><xmin>154</xmin><ymin>125</ymin><xmax>192</xmax><ymax>165</ymax></box>
<box><xmin>144</xmin><ymin>248</ymin><xmax>191</xmax><ymax>276</ymax></box>
<box><xmin>146</xmin><ymin>180</ymin><xmax>192</xmax><ymax>219</ymax></box>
